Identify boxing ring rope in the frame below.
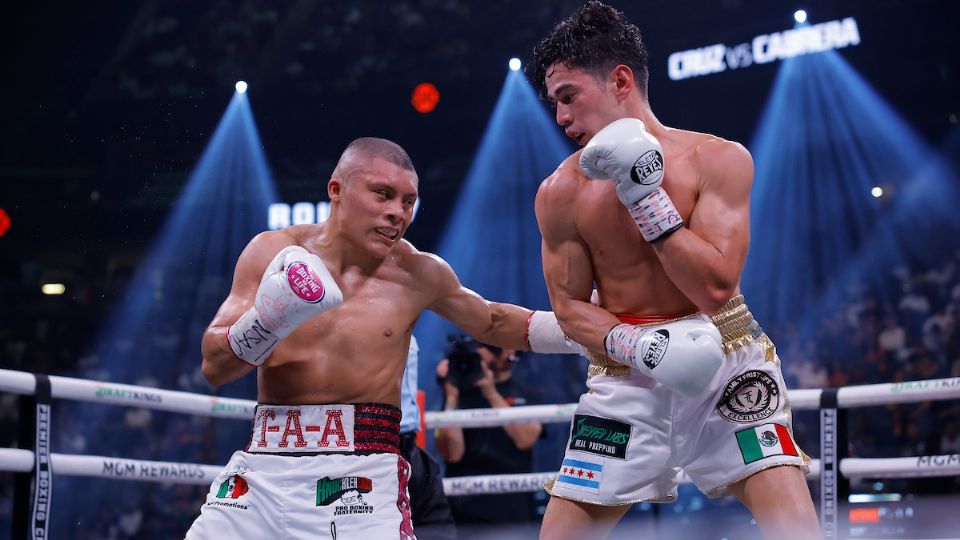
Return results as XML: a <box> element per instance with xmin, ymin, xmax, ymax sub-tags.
<box><xmin>424</xmin><ymin>379</ymin><xmax>960</xmax><ymax>428</ymax></box>
<box><xmin>2</xmin><ymin>368</ymin><xmax>959</xmax><ymax>537</ymax></box>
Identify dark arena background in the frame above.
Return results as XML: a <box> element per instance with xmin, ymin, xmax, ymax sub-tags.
<box><xmin>1</xmin><ymin>1</ymin><xmax>959</xmax><ymax>539</ymax></box>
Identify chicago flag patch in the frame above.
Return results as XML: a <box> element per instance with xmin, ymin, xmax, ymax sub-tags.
<box><xmin>736</xmin><ymin>423</ymin><xmax>798</xmax><ymax>464</ymax></box>
<box><xmin>556</xmin><ymin>458</ymin><xmax>603</xmax><ymax>493</ymax></box>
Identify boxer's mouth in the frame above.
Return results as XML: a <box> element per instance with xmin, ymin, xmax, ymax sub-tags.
<box><xmin>376</xmin><ymin>227</ymin><xmax>399</xmax><ymax>240</ymax></box>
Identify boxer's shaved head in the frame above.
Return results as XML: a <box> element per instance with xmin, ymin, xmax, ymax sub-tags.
<box><xmin>332</xmin><ymin>137</ymin><xmax>416</xmax><ymax>182</ymax></box>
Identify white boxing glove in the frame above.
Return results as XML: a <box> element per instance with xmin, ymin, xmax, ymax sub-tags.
<box><xmin>526</xmin><ymin>311</ymin><xmax>587</xmax><ymax>355</ymax></box>
<box><xmin>579</xmin><ymin>118</ymin><xmax>683</xmax><ymax>242</ymax></box>
<box><xmin>228</xmin><ymin>246</ymin><xmax>344</xmax><ymax>366</ymax></box>
<box><xmin>603</xmin><ymin>317</ymin><xmax>723</xmax><ymax>397</ymax></box>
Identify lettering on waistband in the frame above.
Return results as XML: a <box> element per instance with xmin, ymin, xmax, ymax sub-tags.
<box><xmin>247</xmin><ymin>404</ymin><xmax>400</xmax><ymax>455</ymax></box>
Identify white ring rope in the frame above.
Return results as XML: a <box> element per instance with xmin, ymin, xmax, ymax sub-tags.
<box><xmin>0</xmin><ymin>368</ymin><xmax>254</xmax><ymax>420</ymax></box>
<box><xmin>0</xmin><ymin>448</ymin><xmax>221</xmax><ymax>485</ymax></box>
<box><xmin>1</xmin><ymin>447</ymin><xmax>956</xmax><ymax>496</ymax></box>
<box><xmin>5</xmin><ymin>370</ymin><xmax>956</xmax><ymax>429</ymax></box>
<box><xmin>2</xmin><ymin>369</ymin><xmax>958</xmax><ymax>496</ymax></box>
<box><xmin>424</xmin><ymin>378</ymin><xmax>960</xmax><ymax>429</ymax></box>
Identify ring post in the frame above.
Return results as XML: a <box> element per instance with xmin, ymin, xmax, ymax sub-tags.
<box><xmin>819</xmin><ymin>388</ymin><xmax>849</xmax><ymax>540</ymax></box>
<box><xmin>11</xmin><ymin>374</ymin><xmax>52</xmax><ymax>540</ymax></box>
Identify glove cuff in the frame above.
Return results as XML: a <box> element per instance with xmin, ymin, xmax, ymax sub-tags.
<box><xmin>626</xmin><ymin>187</ymin><xmax>684</xmax><ymax>242</ymax></box>
<box><xmin>526</xmin><ymin>311</ymin><xmax>585</xmax><ymax>355</ymax></box>
<box><xmin>227</xmin><ymin>307</ymin><xmax>280</xmax><ymax>367</ymax></box>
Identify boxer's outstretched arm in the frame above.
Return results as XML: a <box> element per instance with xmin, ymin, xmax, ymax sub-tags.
<box><xmin>535</xmin><ymin>174</ymin><xmax>620</xmax><ymax>352</ymax></box>
<box><xmin>652</xmin><ymin>139</ymin><xmax>752</xmax><ymax>314</ymax></box>
<box><xmin>425</xmin><ymin>254</ymin><xmax>531</xmax><ymax>350</ymax></box>
<box><xmin>200</xmin><ymin>232</ymin><xmax>291</xmax><ymax>386</ymax></box>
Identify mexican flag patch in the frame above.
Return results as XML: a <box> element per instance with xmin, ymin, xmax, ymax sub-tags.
<box><xmin>736</xmin><ymin>423</ymin><xmax>798</xmax><ymax>464</ymax></box>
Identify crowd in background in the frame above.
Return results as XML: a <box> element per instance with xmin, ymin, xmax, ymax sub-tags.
<box><xmin>775</xmin><ymin>252</ymin><xmax>960</xmax><ymax>470</ymax></box>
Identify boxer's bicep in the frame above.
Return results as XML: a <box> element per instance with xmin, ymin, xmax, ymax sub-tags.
<box><xmin>536</xmin><ymin>183</ymin><xmax>618</xmax><ymax>351</ymax></box>
<box><xmin>686</xmin><ymin>141</ymin><xmax>752</xmax><ymax>275</ymax></box>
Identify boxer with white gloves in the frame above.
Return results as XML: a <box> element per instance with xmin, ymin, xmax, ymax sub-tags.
<box><xmin>188</xmin><ymin>137</ymin><xmax>585</xmax><ymax>540</ymax></box>
<box><xmin>532</xmin><ymin>3</ymin><xmax>819</xmax><ymax>539</ymax></box>
<box><xmin>580</xmin><ymin>118</ymin><xmax>682</xmax><ymax>243</ymax></box>
<box><xmin>228</xmin><ymin>245</ymin><xmax>343</xmax><ymax>366</ymax></box>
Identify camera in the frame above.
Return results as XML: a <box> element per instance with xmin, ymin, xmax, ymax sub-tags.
<box><xmin>444</xmin><ymin>335</ymin><xmax>484</xmax><ymax>392</ymax></box>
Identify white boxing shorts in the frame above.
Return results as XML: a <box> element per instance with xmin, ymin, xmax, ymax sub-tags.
<box><xmin>185</xmin><ymin>403</ymin><xmax>416</xmax><ymax>539</ymax></box>
<box><xmin>546</xmin><ymin>296</ymin><xmax>809</xmax><ymax>505</ymax></box>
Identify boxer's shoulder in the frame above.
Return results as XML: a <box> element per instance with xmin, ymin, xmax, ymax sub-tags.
<box><xmin>236</xmin><ymin>230</ymin><xmax>299</xmax><ymax>273</ymax></box>
<box><xmin>390</xmin><ymin>242</ymin><xmax>451</xmax><ymax>282</ymax></box>
<box><xmin>688</xmin><ymin>134</ymin><xmax>751</xmax><ymax>173</ymax></box>
<box><xmin>548</xmin><ymin>152</ymin><xmax>590</xmax><ymax>188</ymax></box>
<box><xmin>536</xmin><ymin>155</ymin><xmax>584</xmax><ymax>213</ymax></box>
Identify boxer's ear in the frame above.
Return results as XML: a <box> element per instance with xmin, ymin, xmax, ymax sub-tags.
<box><xmin>328</xmin><ymin>177</ymin><xmax>343</xmax><ymax>202</ymax></box>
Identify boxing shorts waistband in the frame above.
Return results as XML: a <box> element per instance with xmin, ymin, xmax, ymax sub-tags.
<box><xmin>246</xmin><ymin>403</ymin><xmax>401</xmax><ymax>456</ymax></box>
<box><xmin>588</xmin><ymin>312</ymin><xmax>700</xmax><ymax>378</ymax></box>
<box><xmin>708</xmin><ymin>294</ymin><xmax>774</xmax><ymax>359</ymax></box>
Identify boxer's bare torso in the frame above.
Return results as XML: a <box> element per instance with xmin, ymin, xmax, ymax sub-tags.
<box><xmin>201</xmin><ymin>153</ymin><xmax>531</xmax><ymax>406</ymax></box>
<box><xmin>537</xmin><ymin>123</ymin><xmax>753</xmax><ymax>350</ymax></box>
<box><xmin>256</xmin><ymin>228</ymin><xmax>438</xmax><ymax>405</ymax></box>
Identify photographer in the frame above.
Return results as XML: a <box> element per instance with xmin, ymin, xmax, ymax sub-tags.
<box><xmin>435</xmin><ymin>337</ymin><xmax>543</xmax><ymax>530</ymax></box>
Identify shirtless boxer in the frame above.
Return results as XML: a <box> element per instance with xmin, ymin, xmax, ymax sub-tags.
<box><xmin>530</xmin><ymin>2</ymin><xmax>820</xmax><ymax>539</ymax></box>
<box><xmin>185</xmin><ymin>137</ymin><xmax>579</xmax><ymax>539</ymax></box>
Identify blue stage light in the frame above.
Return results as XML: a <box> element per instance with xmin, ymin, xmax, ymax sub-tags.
<box><xmin>54</xmin><ymin>91</ymin><xmax>279</xmax><ymax>537</ymax></box>
<box><xmin>743</xmin><ymin>43</ymin><xmax>960</xmax><ymax>343</ymax></box>
<box><xmin>794</xmin><ymin>10</ymin><xmax>807</xmax><ymax>24</ymax></box>
<box><xmin>235</xmin><ymin>80</ymin><xmax>248</xmax><ymax>94</ymax></box>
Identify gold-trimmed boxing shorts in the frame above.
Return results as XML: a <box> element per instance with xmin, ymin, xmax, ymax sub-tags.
<box><xmin>545</xmin><ymin>296</ymin><xmax>809</xmax><ymax>505</ymax></box>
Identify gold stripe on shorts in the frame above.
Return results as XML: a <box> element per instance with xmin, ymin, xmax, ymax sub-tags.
<box><xmin>709</xmin><ymin>295</ymin><xmax>776</xmax><ymax>361</ymax></box>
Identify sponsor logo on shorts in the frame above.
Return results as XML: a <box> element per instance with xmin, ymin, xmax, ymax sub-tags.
<box><xmin>630</xmin><ymin>150</ymin><xmax>665</xmax><ymax>185</ymax></box>
<box><xmin>716</xmin><ymin>370</ymin><xmax>780</xmax><ymax>423</ymax></box>
<box><xmin>205</xmin><ymin>474</ymin><xmax>250</xmax><ymax>510</ymax></box>
<box><xmin>317</xmin><ymin>476</ymin><xmax>374</xmax><ymax>515</ymax></box>
<box><xmin>641</xmin><ymin>330</ymin><xmax>670</xmax><ymax>370</ymax></box>
<box><xmin>287</xmin><ymin>262</ymin><xmax>326</xmax><ymax>303</ymax></box>
<box><xmin>568</xmin><ymin>415</ymin><xmax>631</xmax><ymax>460</ymax></box>
<box><xmin>736</xmin><ymin>423</ymin><xmax>798</xmax><ymax>464</ymax></box>
<box><xmin>216</xmin><ymin>474</ymin><xmax>249</xmax><ymax>499</ymax></box>
<box><xmin>557</xmin><ymin>458</ymin><xmax>603</xmax><ymax>493</ymax></box>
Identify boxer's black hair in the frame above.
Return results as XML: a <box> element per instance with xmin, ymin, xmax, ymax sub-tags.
<box><xmin>530</xmin><ymin>1</ymin><xmax>649</xmax><ymax>101</ymax></box>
